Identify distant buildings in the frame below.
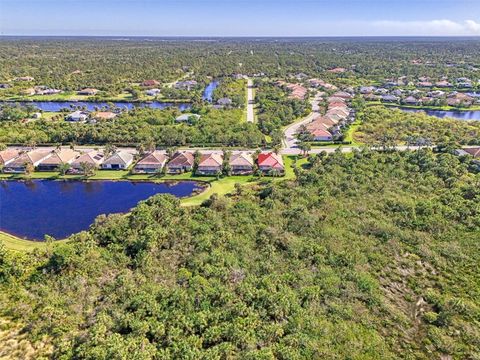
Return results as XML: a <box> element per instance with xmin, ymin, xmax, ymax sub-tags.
<box><xmin>65</xmin><ymin>111</ymin><xmax>89</xmax><ymax>122</ymax></box>
<box><xmin>77</xmin><ymin>88</ymin><xmax>99</xmax><ymax>96</ymax></box>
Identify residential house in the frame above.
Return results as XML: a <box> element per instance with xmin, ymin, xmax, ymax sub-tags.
<box><xmin>332</xmin><ymin>91</ymin><xmax>353</xmax><ymax>100</ymax></box>
<box><xmin>435</xmin><ymin>80</ymin><xmax>452</xmax><ymax>88</ymax></box>
<box><xmin>217</xmin><ymin>97</ymin><xmax>233</xmax><ymax>106</ymax></box>
<box><xmin>0</xmin><ymin>84</ymin><xmax>11</xmax><ymax>89</ymax></box>
<box><xmin>381</xmin><ymin>95</ymin><xmax>399</xmax><ymax>103</ymax></box>
<box><xmin>175</xmin><ymin>80</ymin><xmax>198</xmax><ymax>91</ymax></box>
<box><xmin>327</xmin><ymin>67</ymin><xmax>346</xmax><ymax>73</ymax></box>
<box><xmin>166</xmin><ymin>152</ymin><xmax>195</xmax><ymax>173</ymax></box>
<box><xmin>70</xmin><ymin>151</ymin><xmax>104</xmax><ymax>172</ymax></box>
<box><xmin>0</xmin><ymin>149</ymin><xmax>21</xmax><ymax>167</ymax></box>
<box><xmin>462</xmin><ymin>147</ymin><xmax>480</xmax><ymax>158</ymax></box>
<box><xmin>78</xmin><ymin>88</ymin><xmax>99</xmax><ymax>96</ymax></box>
<box><xmin>403</xmin><ymin>96</ymin><xmax>420</xmax><ymax>106</ymax></box>
<box><xmin>196</xmin><ymin>153</ymin><xmax>223</xmax><ymax>175</ymax></box>
<box><xmin>417</xmin><ymin>81</ymin><xmax>433</xmax><ymax>88</ymax></box>
<box><xmin>133</xmin><ymin>151</ymin><xmax>168</xmax><ymax>173</ymax></box>
<box><xmin>37</xmin><ymin>148</ymin><xmax>79</xmax><ymax>171</ymax></box>
<box><xmin>145</xmin><ymin>88</ymin><xmax>161</xmax><ymax>96</ymax></box>
<box><xmin>309</xmin><ymin>127</ymin><xmax>333</xmax><ymax>141</ymax></box>
<box><xmin>101</xmin><ymin>151</ymin><xmax>134</xmax><ymax>170</ymax></box>
<box><xmin>65</xmin><ymin>110</ymin><xmax>89</xmax><ymax>122</ymax></box>
<box><xmin>92</xmin><ymin>112</ymin><xmax>117</xmax><ymax>121</ymax></box>
<box><xmin>175</xmin><ymin>113</ymin><xmax>201</xmax><ymax>123</ymax></box>
<box><xmin>3</xmin><ymin>149</ymin><xmax>51</xmax><ymax>173</ymax></box>
<box><xmin>21</xmin><ymin>88</ymin><xmax>36</xmax><ymax>96</ymax></box>
<box><xmin>14</xmin><ymin>76</ymin><xmax>34</xmax><ymax>81</ymax></box>
<box><xmin>359</xmin><ymin>86</ymin><xmax>376</xmax><ymax>94</ymax></box>
<box><xmin>229</xmin><ymin>152</ymin><xmax>254</xmax><ymax>175</ymax></box>
<box><xmin>257</xmin><ymin>152</ymin><xmax>285</xmax><ymax>175</ymax></box>
<box><xmin>141</xmin><ymin>80</ymin><xmax>160</xmax><ymax>87</ymax></box>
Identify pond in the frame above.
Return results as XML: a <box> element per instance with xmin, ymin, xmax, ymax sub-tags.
<box><xmin>399</xmin><ymin>107</ymin><xmax>480</xmax><ymax>121</ymax></box>
<box><xmin>6</xmin><ymin>101</ymin><xmax>192</xmax><ymax>112</ymax></box>
<box><xmin>0</xmin><ymin>180</ymin><xmax>201</xmax><ymax>241</ymax></box>
<box><xmin>202</xmin><ymin>80</ymin><xmax>219</xmax><ymax>102</ymax></box>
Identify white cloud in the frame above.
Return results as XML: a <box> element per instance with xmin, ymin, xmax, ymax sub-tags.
<box><xmin>370</xmin><ymin>19</ymin><xmax>480</xmax><ymax>36</ymax></box>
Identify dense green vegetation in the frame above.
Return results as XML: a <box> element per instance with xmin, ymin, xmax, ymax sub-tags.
<box><xmin>355</xmin><ymin>106</ymin><xmax>480</xmax><ymax>147</ymax></box>
<box><xmin>255</xmin><ymin>81</ymin><xmax>309</xmax><ymax>143</ymax></box>
<box><xmin>212</xmin><ymin>78</ymin><xmax>246</xmax><ymax>107</ymax></box>
<box><xmin>0</xmin><ymin>107</ymin><xmax>264</xmax><ymax>147</ymax></box>
<box><xmin>1</xmin><ymin>38</ymin><xmax>480</xmax><ymax>92</ymax></box>
<box><xmin>1</xmin><ymin>150</ymin><xmax>479</xmax><ymax>359</ymax></box>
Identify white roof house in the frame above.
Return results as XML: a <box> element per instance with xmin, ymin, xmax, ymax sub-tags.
<box><xmin>101</xmin><ymin>151</ymin><xmax>134</xmax><ymax>170</ymax></box>
<box><xmin>66</xmin><ymin>110</ymin><xmax>89</xmax><ymax>122</ymax></box>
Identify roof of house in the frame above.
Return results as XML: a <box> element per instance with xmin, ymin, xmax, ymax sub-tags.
<box><xmin>198</xmin><ymin>153</ymin><xmax>223</xmax><ymax>168</ymax></box>
<box><xmin>72</xmin><ymin>151</ymin><xmax>104</xmax><ymax>166</ymax></box>
<box><xmin>0</xmin><ymin>149</ymin><xmax>21</xmax><ymax>165</ymax></box>
<box><xmin>176</xmin><ymin>113</ymin><xmax>201</xmax><ymax>122</ymax></box>
<box><xmin>39</xmin><ymin>148</ymin><xmax>79</xmax><ymax>165</ymax></box>
<box><xmin>142</xmin><ymin>80</ymin><xmax>160</xmax><ymax>86</ymax></box>
<box><xmin>136</xmin><ymin>151</ymin><xmax>168</xmax><ymax>166</ymax></box>
<box><xmin>8</xmin><ymin>149</ymin><xmax>51</xmax><ymax>167</ymax></box>
<box><xmin>229</xmin><ymin>152</ymin><xmax>254</xmax><ymax>167</ymax></box>
<box><xmin>103</xmin><ymin>151</ymin><xmax>134</xmax><ymax>166</ymax></box>
<box><xmin>310</xmin><ymin>128</ymin><xmax>333</xmax><ymax>137</ymax></box>
<box><xmin>78</xmin><ymin>88</ymin><xmax>98</xmax><ymax>94</ymax></box>
<box><xmin>168</xmin><ymin>152</ymin><xmax>195</xmax><ymax>167</ymax></box>
<box><xmin>464</xmin><ymin>147</ymin><xmax>480</xmax><ymax>158</ymax></box>
<box><xmin>257</xmin><ymin>152</ymin><xmax>284</xmax><ymax>169</ymax></box>
<box><xmin>93</xmin><ymin>112</ymin><xmax>116</xmax><ymax>120</ymax></box>
<box><xmin>217</xmin><ymin>97</ymin><xmax>232</xmax><ymax>105</ymax></box>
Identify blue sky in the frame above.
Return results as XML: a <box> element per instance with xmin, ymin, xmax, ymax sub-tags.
<box><xmin>1</xmin><ymin>0</ymin><xmax>479</xmax><ymax>36</ymax></box>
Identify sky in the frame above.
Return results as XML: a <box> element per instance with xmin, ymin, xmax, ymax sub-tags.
<box><xmin>1</xmin><ymin>0</ymin><xmax>479</xmax><ymax>37</ymax></box>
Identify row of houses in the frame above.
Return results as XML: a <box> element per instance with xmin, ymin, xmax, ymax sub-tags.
<box><xmin>275</xmin><ymin>81</ymin><xmax>308</xmax><ymax>100</ymax></box>
<box><xmin>381</xmin><ymin>76</ymin><xmax>478</xmax><ymax>89</ymax></box>
<box><xmin>304</xmin><ymin>91</ymin><xmax>355</xmax><ymax>142</ymax></box>
<box><xmin>360</xmin><ymin>85</ymin><xmax>478</xmax><ymax>107</ymax></box>
<box><xmin>0</xmin><ymin>148</ymin><xmax>285</xmax><ymax>176</ymax></box>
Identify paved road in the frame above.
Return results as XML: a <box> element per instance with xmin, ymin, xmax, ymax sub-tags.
<box><xmin>246</xmin><ymin>78</ymin><xmax>255</xmax><ymax>123</ymax></box>
<box><xmin>282</xmin><ymin>91</ymin><xmax>323</xmax><ymax>149</ymax></box>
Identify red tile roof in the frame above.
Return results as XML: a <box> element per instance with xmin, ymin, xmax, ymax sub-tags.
<box><xmin>258</xmin><ymin>152</ymin><xmax>284</xmax><ymax>170</ymax></box>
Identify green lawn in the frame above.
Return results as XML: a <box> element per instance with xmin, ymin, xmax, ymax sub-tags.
<box><xmin>1</xmin><ymin>156</ymin><xmax>302</xmax><ymax>251</ymax></box>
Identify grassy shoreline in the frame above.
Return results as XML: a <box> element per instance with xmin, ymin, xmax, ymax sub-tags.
<box><xmin>1</xmin><ymin>156</ymin><xmax>303</xmax><ymax>251</ymax></box>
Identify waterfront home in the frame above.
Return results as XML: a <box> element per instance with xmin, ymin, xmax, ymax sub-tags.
<box><xmin>21</xmin><ymin>88</ymin><xmax>36</xmax><ymax>96</ymax></box>
<box><xmin>92</xmin><ymin>111</ymin><xmax>117</xmax><ymax>121</ymax></box>
<box><xmin>446</xmin><ymin>93</ymin><xmax>474</xmax><ymax>107</ymax></box>
<box><xmin>0</xmin><ymin>149</ymin><xmax>21</xmax><ymax>166</ymax></box>
<box><xmin>3</xmin><ymin>149</ymin><xmax>51</xmax><ymax>173</ymax></box>
<box><xmin>37</xmin><ymin>148</ymin><xmax>79</xmax><ymax>171</ymax></box>
<box><xmin>78</xmin><ymin>88</ymin><xmax>99</xmax><ymax>96</ymax></box>
<box><xmin>229</xmin><ymin>152</ymin><xmax>254</xmax><ymax>175</ymax></box>
<box><xmin>166</xmin><ymin>151</ymin><xmax>195</xmax><ymax>173</ymax></box>
<box><xmin>101</xmin><ymin>151</ymin><xmax>134</xmax><ymax>170</ymax></box>
<box><xmin>403</xmin><ymin>96</ymin><xmax>420</xmax><ymax>106</ymax></box>
<box><xmin>141</xmin><ymin>80</ymin><xmax>160</xmax><ymax>87</ymax></box>
<box><xmin>175</xmin><ymin>113</ymin><xmax>201</xmax><ymax>123</ymax></box>
<box><xmin>175</xmin><ymin>80</ymin><xmax>198</xmax><ymax>91</ymax></box>
<box><xmin>70</xmin><ymin>150</ymin><xmax>104</xmax><ymax>171</ymax></box>
<box><xmin>381</xmin><ymin>95</ymin><xmax>399</xmax><ymax>103</ymax></box>
<box><xmin>217</xmin><ymin>97</ymin><xmax>233</xmax><ymax>106</ymax></box>
<box><xmin>145</xmin><ymin>88</ymin><xmax>161</xmax><ymax>96</ymax></box>
<box><xmin>65</xmin><ymin>110</ymin><xmax>89</xmax><ymax>122</ymax></box>
<box><xmin>257</xmin><ymin>152</ymin><xmax>284</xmax><ymax>175</ymax></box>
<box><xmin>133</xmin><ymin>151</ymin><xmax>168</xmax><ymax>173</ymax></box>
<box><xmin>196</xmin><ymin>153</ymin><xmax>223</xmax><ymax>175</ymax></box>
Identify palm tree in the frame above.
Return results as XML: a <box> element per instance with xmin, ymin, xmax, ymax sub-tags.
<box><xmin>58</xmin><ymin>163</ymin><xmax>71</xmax><ymax>176</ymax></box>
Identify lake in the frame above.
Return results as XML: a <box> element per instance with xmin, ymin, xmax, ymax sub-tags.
<box><xmin>202</xmin><ymin>80</ymin><xmax>219</xmax><ymax>102</ymax></box>
<box><xmin>0</xmin><ymin>180</ymin><xmax>201</xmax><ymax>240</ymax></box>
<box><xmin>8</xmin><ymin>101</ymin><xmax>192</xmax><ymax>112</ymax></box>
<box><xmin>399</xmin><ymin>107</ymin><xmax>480</xmax><ymax>121</ymax></box>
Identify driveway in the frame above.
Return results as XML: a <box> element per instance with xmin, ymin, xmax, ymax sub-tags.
<box><xmin>246</xmin><ymin>78</ymin><xmax>255</xmax><ymax>123</ymax></box>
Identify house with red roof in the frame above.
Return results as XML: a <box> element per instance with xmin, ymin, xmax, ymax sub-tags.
<box><xmin>257</xmin><ymin>152</ymin><xmax>284</xmax><ymax>175</ymax></box>
<box><xmin>141</xmin><ymin>80</ymin><xmax>160</xmax><ymax>87</ymax></box>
